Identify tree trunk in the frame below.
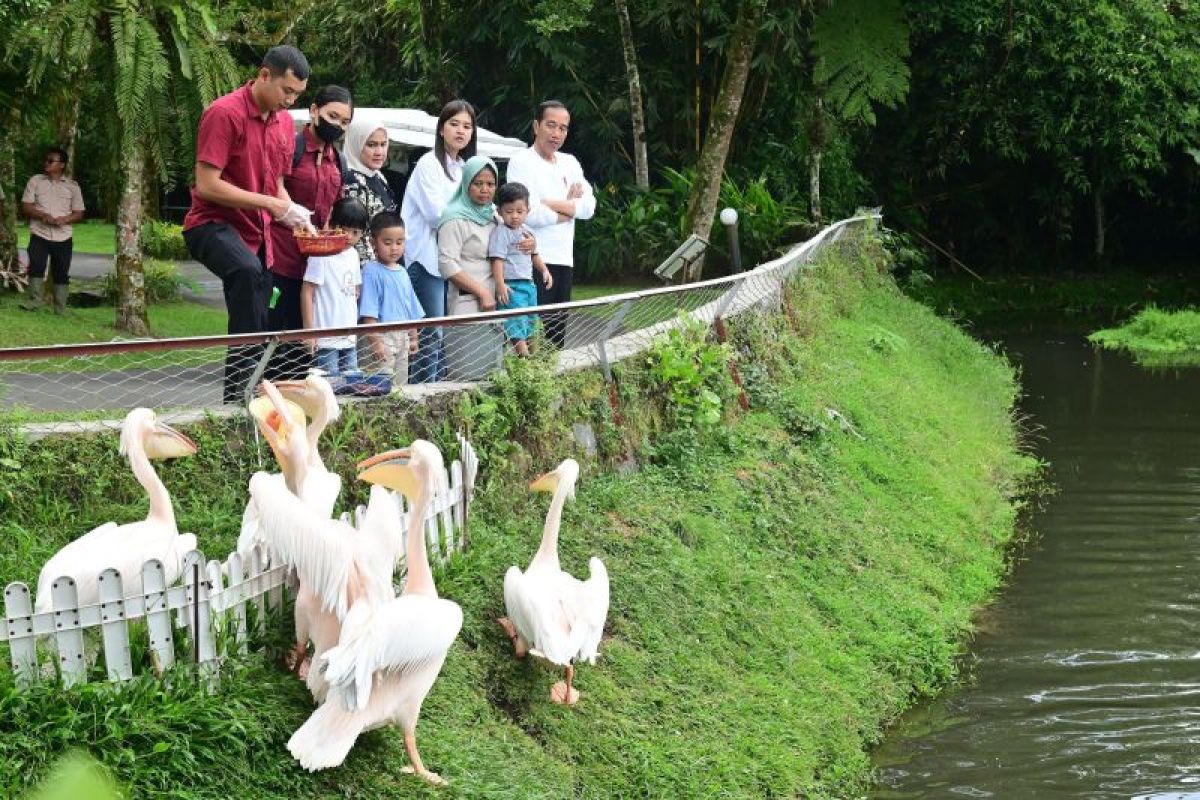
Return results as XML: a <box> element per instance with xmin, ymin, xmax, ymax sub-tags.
<box><xmin>808</xmin><ymin>96</ymin><xmax>826</xmax><ymax>223</ymax></box>
<box><xmin>0</xmin><ymin>107</ymin><xmax>19</xmax><ymax>273</ymax></box>
<box><xmin>54</xmin><ymin>87</ymin><xmax>82</xmax><ymax>176</ymax></box>
<box><xmin>115</xmin><ymin>146</ymin><xmax>149</xmax><ymax>336</ymax></box>
<box><xmin>614</xmin><ymin>0</ymin><xmax>649</xmax><ymax>190</ymax></box>
<box><xmin>1093</xmin><ymin>187</ymin><xmax>1105</xmax><ymax>264</ymax></box>
<box><xmin>0</xmin><ymin>138</ymin><xmax>16</xmax><ymax>273</ymax></box>
<box><xmin>683</xmin><ymin>0</ymin><xmax>764</xmax><ymax>280</ymax></box>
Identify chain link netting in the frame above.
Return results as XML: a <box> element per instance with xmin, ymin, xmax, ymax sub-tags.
<box><xmin>0</xmin><ymin>216</ymin><xmax>876</xmax><ymax>432</ymax></box>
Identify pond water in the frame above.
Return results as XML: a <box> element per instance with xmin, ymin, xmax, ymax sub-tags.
<box><xmin>872</xmin><ymin>332</ymin><xmax>1200</xmax><ymax>799</ymax></box>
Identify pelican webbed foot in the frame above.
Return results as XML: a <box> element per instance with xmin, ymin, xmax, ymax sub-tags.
<box><xmin>496</xmin><ymin>617</ymin><xmax>528</xmax><ymax>659</ymax></box>
<box><xmin>550</xmin><ymin>665</ymin><xmax>580</xmax><ymax>705</ymax></box>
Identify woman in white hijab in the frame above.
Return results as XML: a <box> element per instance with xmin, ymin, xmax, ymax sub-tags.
<box><xmin>341</xmin><ymin>116</ymin><xmax>396</xmax><ymax>262</ymax></box>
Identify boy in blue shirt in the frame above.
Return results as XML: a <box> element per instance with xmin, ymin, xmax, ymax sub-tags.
<box><xmin>358</xmin><ymin>211</ymin><xmax>424</xmax><ymax>384</ymax></box>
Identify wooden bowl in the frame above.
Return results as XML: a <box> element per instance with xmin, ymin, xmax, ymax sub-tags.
<box><xmin>294</xmin><ymin>229</ymin><xmax>351</xmax><ymax>256</ymax></box>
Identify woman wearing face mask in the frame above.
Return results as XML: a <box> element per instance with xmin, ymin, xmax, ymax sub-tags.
<box><xmin>437</xmin><ymin>155</ymin><xmax>506</xmax><ymax>380</ymax></box>
<box><xmin>267</xmin><ymin>85</ymin><xmax>353</xmax><ymax>379</ymax></box>
<box><xmin>342</xmin><ymin>116</ymin><xmax>397</xmax><ymax>263</ymax></box>
<box><xmin>401</xmin><ymin>99</ymin><xmax>477</xmax><ymax>383</ymax></box>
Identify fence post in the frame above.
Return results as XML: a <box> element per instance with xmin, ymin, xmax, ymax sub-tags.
<box><xmin>143</xmin><ymin>559</ymin><xmax>175</xmax><ymax>675</ymax></box>
<box><xmin>595</xmin><ymin>299</ymin><xmax>635</xmax><ymax>382</ymax></box>
<box><xmin>5</xmin><ymin>583</ymin><xmax>37</xmax><ymax>686</ymax></box>
<box><xmin>51</xmin><ymin>577</ymin><xmax>86</xmax><ymax>688</ymax></box>
<box><xmin>97</xmin><ymin>568</ymin><xmax>133</xmax><ymax>681</ymax></box>
<box><xmin>241</xmin><ymin>338</ymin><xmax>280</xmax><ymax>407</ymax></box>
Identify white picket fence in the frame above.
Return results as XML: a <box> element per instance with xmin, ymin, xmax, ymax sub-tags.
<box><xmin>0</xmin><ymin>437</ymin><xmax>478</xmax><ymax>688</ymax></box>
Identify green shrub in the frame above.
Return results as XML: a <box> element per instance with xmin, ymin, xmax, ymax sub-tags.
<box><xmin>576</xmin><ymin>169</ymin><xmax>806</xmax><ymax>281</ymax></box>
<box><xmin>99</xmin><ymin>260</ymin><xmax>192</xmax><ymax>304</ymax></box>
<box><xmin>140</xmin><ymin>219</ymin><xmax>189</xmax><ymax>261</ymax></box>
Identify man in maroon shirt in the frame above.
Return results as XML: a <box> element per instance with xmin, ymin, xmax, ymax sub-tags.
<box><xmin>183</xmin><ymin>45</ymin><xmax>317</xmax><ymax>403</ymax></box>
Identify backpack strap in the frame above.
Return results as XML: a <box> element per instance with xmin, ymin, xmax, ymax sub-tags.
<box><xmin>294</xmin><ymin>130</ymin><xmax>344</xmax><ymax>173</ymax></box>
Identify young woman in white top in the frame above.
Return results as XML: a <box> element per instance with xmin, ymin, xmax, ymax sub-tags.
<box><xmin>400</xmin><ymin>100</ymin><xmax>476</xmax><ymax>383</ymax></box>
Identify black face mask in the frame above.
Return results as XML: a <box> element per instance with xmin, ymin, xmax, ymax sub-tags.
<box><xmin>314</xmin><ymin>115</ymin><xmax>345</xmax><ymax>144</ymax></box>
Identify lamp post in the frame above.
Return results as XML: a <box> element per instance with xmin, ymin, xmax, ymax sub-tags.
<box><xmin>720</xmin><ymin>207</ymin><xmax>742</xmax><ymax>273</ymax></box>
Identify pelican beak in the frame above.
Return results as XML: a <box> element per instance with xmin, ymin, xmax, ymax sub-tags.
<box><xmin>267</xmin><ymin>379</ymin><xmax>319</xmax><ymax>419</ymax></box>
<box><xmin>529</xmin><ymin>468</ymin><xmax>559</xmax><ymax>493</ymax></box>
<box><xmin>250</xmin><ymin>380</ymin><xmax>307</xmax><ymax>469</ymax></box>
<box><xmin>144</xmin><ymin>422</ymin><xmax>198</xmax><ymax>459</ymax></box>
<box><xmin>357</xmin><ymin>448</ymin><xmax>421</xmax><ymax>501</ymax></box>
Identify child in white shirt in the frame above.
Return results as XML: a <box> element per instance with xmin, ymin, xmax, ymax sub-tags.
<box><xmin>301</xmin><ymin>197</ymin><xmax>368</xmax><ymax>376</ymax></box>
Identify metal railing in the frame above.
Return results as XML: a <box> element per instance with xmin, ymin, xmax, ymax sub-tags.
<box><xmin>0</xmin><ymin>214</ymin><xmax>879</xmax><ymax>433</ymax></box>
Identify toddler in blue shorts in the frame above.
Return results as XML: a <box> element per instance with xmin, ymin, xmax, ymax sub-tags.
<box><xmin>489</xmin><ymin>182</ymin><xmax>552</xmax><ymax>357</ymax></box>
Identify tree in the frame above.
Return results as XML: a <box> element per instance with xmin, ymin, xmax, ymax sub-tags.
<box><xmin>889</xmin><ymin>0</ymin><xmax>1200</xmax><ymax>265</ymax></box>
<box><xmin>614</xmin><ymin>0</ymin><xmax>649</xmax><ymax>190</ymax></box>
<box><xmin>808</xmin><ymin>0</ymin><xmax>909</xmax><ymax>221</ymax></box>
<box><xmin>683</xmin><ymin>0</ymin><xmax>765</xmax><ymax>279</ymax></box>
<box><xmin>31</xmin><ymin>0</ymin><xmax>240</xmax><ymax>334</ymax></box>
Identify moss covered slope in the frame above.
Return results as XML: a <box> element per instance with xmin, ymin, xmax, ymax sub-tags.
<box><xmin>0</xmin><ymin>236</ymin><xmax>1035</xmax><ymax>798</ymax></box>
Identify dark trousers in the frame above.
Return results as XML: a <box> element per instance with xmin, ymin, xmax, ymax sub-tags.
<box><xmin>183</xmin><ymin>222</ymin><xmax>271</xmax><ymax>403</ymax></box>
<box><xmin>265</xmin><ymin>272</ymin><xmax>313</xmax><ymax>381</ymax></box>
<box><xmin>536</xmin><ymin>262</ymin><xmax>573</xmax><ymax>349</ymax></box>
<box><xmin>27</xmin><ymin>234</ymin><xmax>73</xmax><ymax>285</ymax></box>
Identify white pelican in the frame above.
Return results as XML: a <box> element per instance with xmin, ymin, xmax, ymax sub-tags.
<box><xmin>287</xmin><ymin>441</ymin><xmax>463</xmax><ymax>784</ymax></box>
<box><xmin>239</xmin><ymin>376</ymin><xmax>344</xmax><ymax>679</ymax></box>
<box><xmin>245</xmin><ymin>384</ymin><xmax>403</xmax><ymax>701</ymax></box>
<box><xmin>34</xmin><ymin>409</ymin><xmax>198</xmax><ymax>614</ymax></box>
<box><xmin>499</xmin><ymin>459</ymin><xmax>609</xmax><ymax>705</ymax></box>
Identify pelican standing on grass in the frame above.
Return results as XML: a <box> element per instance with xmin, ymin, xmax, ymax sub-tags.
<box><xmin>239</xmin><ymin>376</ymin><xmax>344</xmax><ymax>679</ymax></box>
<box><xmin>499</xmin><ymin>459</ymin><xmax>609</xmax><ymax>705</ymax></box>
<box><xmin>287</xmin><ymin>441</ymin><xmax>463</xmax><ymax>784</ymax></box>
<box><xmin>34</xmin><ymin>408</ymin><xmax>198</xmax><ymax>614</ymax></box>
<box><xmin>244</xmin><ymin>381</ymin><xmax>401</xmax><ymax>701</ymax></box>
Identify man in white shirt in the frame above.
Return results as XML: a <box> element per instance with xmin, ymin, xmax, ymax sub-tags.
<box><xmin>505</xmin><ymin>100</ymin><xmax>595</xmax><ymax>348</ymax></box>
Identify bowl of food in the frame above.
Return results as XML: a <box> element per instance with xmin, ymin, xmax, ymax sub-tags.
<box><xmin>294</xmin><ymin>228</ymin><xmax>351</xmax><ymax>256</ymax></box>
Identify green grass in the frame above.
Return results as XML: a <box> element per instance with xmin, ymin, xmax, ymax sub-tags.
<box><xmin>0</xmin><ymin>290</ymin><xmax>225</xmax><ymax>352</ymax></box>
<box><xmin>18</xmin><ymin>221</ymin><xmax>116</xmax><ymax>255</ymax></box>
<box><xmin>1089</xmin><ymin>305</ymin><xmax>1200</xmax><ymax>366</ymax></box>
<box><xmin>572</xmin><ymin>282</ymin><xmax>651</xmax><ymax>301</ymax></box>
<box><xmin>0</xmin><ymin>235</ymin><xmax>1033</xmax><ymax>798</ymax></box>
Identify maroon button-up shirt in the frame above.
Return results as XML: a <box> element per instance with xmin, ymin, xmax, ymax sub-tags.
<box><xmin>268</xmin><ymin>126</ymin><xmax>343</xmax><ymax>280</ymax></box>
<box><xmin>184</xmin><ymin>82</ymin><xmax>293</xmax><ymax>267</ymax></box>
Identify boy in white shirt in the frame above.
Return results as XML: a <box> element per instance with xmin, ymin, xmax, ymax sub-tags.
<box><xmin>505</xmin><ymin>100</ymin><xmax>595</xmax><ymax>349</ymax></box>
<box><xmin>301</xmin><ymin>197</ymin><xmax>368</xmax><ymax>376</ymax></box>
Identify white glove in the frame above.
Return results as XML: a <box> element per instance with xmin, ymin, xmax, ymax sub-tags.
<box><xmin>277</xmin><ymin>202</ymin><xmax>315</xmax><ymax>232</ymax></box>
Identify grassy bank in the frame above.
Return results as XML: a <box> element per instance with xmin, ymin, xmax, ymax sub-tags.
<box><xmin>0</xmin><ymin>233</ymin><xmax>1034</xmax><ymax>798</ymax></box>
<box><xmin>1089</xmin><ymin>305</ymin><xmax>1200</xmax><ymax>366</ymax></box>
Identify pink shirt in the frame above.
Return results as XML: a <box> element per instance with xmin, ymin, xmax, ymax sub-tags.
<box><xmin>269</xmin><ymin>127</ymin><xmax>343</xmax><ymax>279</ymax></box>
<box><xmin>183</xmin><ymin>82</ymin><xmax>293</xmax><ymax>266</ymax></box>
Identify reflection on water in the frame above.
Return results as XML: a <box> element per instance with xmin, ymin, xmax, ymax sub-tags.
<box><xmin>872</xmin><ymin>334</ymin><xmax>1200</xmax><ymax>799</ymax></box>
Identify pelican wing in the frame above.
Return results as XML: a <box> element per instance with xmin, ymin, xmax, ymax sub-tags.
<box><xmin>247</xmin><ymin>471</ymin><xmax>356</xmax><ymax>619</ymax></box>
<box><xmin>561</xmin><ymin>558</ymin><xmax>609</xmax><ymax>664</ymax></box>
<box><xmin>347</xmin><ymin>485</ymin><xmax>405</xmax><ymax>607</ymax></box>
<box><xmin>321</xmin><ymin>594</ymin><xmax>463</xmax><ymax>711</ymax></box>
<box><xmin>301</xmin><ymin>468</ymin><xmax>342</xmax><ymax>520</ymax></box>
<box><xmin>504</xmin><ymin>566</ymin><xmax>577</xmax><ymax>665</ymax></box>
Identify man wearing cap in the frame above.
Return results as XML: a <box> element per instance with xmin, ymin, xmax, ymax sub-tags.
<box><xmin>183</xmin><ymin>44</ymin><xmax>317</xmax><ymax>403</ymax></box>
<box><xmin>20</xmin><ymin>147</ymin><xmax>85</xmax><ymax>314</ymax></box>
